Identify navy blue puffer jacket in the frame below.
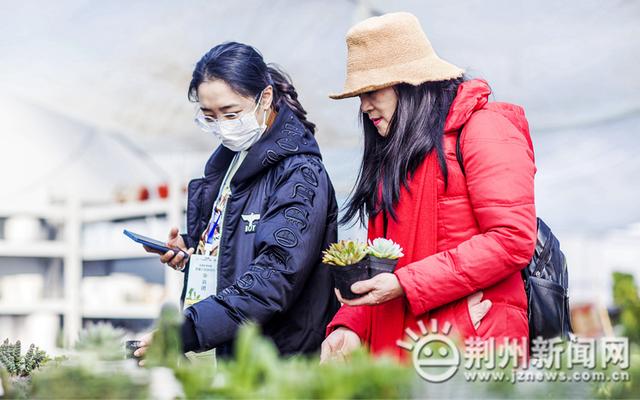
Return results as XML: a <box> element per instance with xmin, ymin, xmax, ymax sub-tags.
<box><xmin>180</xmin><ymin>103</ymin><xmax>340</xmax><ymax>356</ymax></box>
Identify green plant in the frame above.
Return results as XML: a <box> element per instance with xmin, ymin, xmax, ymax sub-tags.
<box><xmin>367</xmin><ymin>238</ymin><xmax>404</xmax><ymax>259</ymax></box>
<box><xmin>5</xmin><ymin>308</ymin><xmax>414</xmax><ymax>399</ymax></box>
<box><xmin>26</xmin><ymin>321</ymin><xmax>146</xmax><ymax>399</ymax></box>
<box><xmin>594</xmin><ymin>272</ymin><xmax>640</xmax><ymax>399</ymax></box>
<box><xmin>21</xmin><ymin>322</ymin><xmax>147</xmax><ymax>400</ymax></box>
<box><xmin>0</xmin><ymin>340</ymin><xmax>49</xmax><ymax>378</ymax></box>
<box><xmin>594</xmin><ymin>343</ymin><xmax>640</xmax><ymax>399</ymax></box>
<box><xmin>612</xmin><ymin>272</ymin><xmax>640</xmax><ymax>344</ymax></box>
<box><xmin>75</xmin><ymin>322</ymin><xmax>126</xmax><ymax>361</ymax></box>
<box><xmin>322</xmin><ymin>240</ymin><xmax>368</xmax><ymax>266</ymax></box>
<box><xmin>173</xmin><ymin>323</ymin><xmax>413</xmax><ymax>399</ymax></box>
<box><xmin>144</xmin><ymin>303</ymin><xmax>185</xmax><ymax>369</ymax></box>
<box><xmin>30</xmin><ymin>364</ymin><xmax>149</xmax><ymax>399</ymax></box>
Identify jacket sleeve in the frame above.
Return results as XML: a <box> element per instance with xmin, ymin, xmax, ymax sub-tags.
<box><xmin>181</xmin><ymin>234</ymin><xmax>195</xmax><ymax>252</ymax></box>
<box><xmin>395</xmin><ymin>111</ymin><xmax>537</xmax><ymax>316</ymax></box>
<box><xmin>174</xmin><ymin>234</ymin><xmax>197</xmax><ymax>275</ymax></box>
<box><xmin>182</xmin><ymin>160</ymin><xmax>330</xmax><ymax>351</ymax></box>
<box><xmin>325</xmin><ymin>304</ymin><xmax>372</xmax><ymax>343</ymax></box>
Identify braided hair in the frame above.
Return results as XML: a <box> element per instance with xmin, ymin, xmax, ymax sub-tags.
<box><xmin>188</xmin><ymin>42</ymin><xmax>316</xmax><ymax>134</ymax></box>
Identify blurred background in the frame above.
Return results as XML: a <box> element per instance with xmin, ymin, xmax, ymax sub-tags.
<box><xmin>0</xmin><ymin>0</ymin><xmax>638</xmax><ymax>353</ymax></box>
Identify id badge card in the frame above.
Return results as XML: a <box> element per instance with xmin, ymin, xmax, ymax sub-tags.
<box><xmin>183</xmin><ymin>254</ymin><xmax>218</xmax><ymax>362</ymax></box>
<box><xmin>183</xmin><ymin>254</ymin><xmax>218</xmax><ymax>310</ymax></box>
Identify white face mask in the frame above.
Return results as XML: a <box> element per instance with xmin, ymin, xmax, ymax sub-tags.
<box><xmin>195</xmin><ymin>90</ymin><xmax>268</xmax><ymax>152</ymax></box>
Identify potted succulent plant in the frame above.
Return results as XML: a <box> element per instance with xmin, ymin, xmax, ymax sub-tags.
<box><xmin>322</xmin><ymin>240</ymin><xmax>369</xmax><ymax>299</ymax></box>
<box><xmin>367</xmin><ymin>238</ymin><xmax>404</xmax><ymax>277</ymax></box>
<box><xmin>0</xmin><ymin>339</ymin><xmax>50</xmax><ymax>398</ymax></box>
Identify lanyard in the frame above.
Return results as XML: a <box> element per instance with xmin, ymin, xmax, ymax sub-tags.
<box><xmin>205</xmin><ymin>211</ymin><xmax>222</xmax><ymax>246</ymax></box>
<box><xmin>203</xmin><ymin>152</ymin><xmax>243</xmax><ymax>249</ymax></box>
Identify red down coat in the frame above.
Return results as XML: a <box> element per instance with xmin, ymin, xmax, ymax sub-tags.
<box><xmin>326</xmin><ymin>79</ymin><xmax>537</xmax><ymax>359</ymax></box>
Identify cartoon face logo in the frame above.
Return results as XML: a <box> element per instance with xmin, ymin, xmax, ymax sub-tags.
<box><xmin>397</xmin><ymin>319</ymin><xmax>460</xmax><ymax>383</ymax></box>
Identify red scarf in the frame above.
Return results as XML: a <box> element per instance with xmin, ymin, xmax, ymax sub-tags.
<box><xmin>367</xmin><ymin>151</ymin><xmax>439</xmax><ymax>358</ymax></box>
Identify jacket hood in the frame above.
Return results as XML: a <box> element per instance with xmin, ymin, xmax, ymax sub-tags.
<box><xmin>203</xmin><ymin>101</ymin><xmax>321</xmax><ymax>183</ymax></box>
<box><xmin>444</xmin><ymin>79</ymin><xmax>533</xmax><ymax>151</ymax></box>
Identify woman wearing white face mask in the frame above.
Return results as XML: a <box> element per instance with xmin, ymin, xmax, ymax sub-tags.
<box><xmin>195</xmin><ymin>87</ymin><xmax>270</xmax><ymax>152</ymax></box>
<box><xmin>138</xmin><ymin>42</ymin><xmax>340</xmax><ymax>358</ymax></box>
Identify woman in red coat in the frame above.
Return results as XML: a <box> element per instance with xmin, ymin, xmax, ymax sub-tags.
<box><xmin>321</xmin><ymin>12</ymin><xmax>537</xmax><ymax>362</ymax></box>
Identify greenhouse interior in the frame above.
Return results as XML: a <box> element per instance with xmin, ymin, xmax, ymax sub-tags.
<box><xmin>0</xmin><ymin>0</ymin><xmax>638</xmax><ymax>398</ymax></box>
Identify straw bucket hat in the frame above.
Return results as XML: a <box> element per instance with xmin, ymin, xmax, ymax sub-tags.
<box><xmin>330</xmin><ymin>12</ymin><xmax>464</xmax><ymax>99</ymax></box>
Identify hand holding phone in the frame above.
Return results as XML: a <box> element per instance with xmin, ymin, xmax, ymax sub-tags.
<box><xmin>124</xmin><ymin>228</ymin><xmax>194</xmax><ymax>270</ymax></box>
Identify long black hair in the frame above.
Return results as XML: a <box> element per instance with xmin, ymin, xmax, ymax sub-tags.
<box><xmin>341</xmin><ymin>77</ymin><xmax>465</xmax><ymax>226</ymax></box>
<box><xmin>188</xmin><ymin>42</ymin><xmax>316</xmax><ymax>134</ymax></box>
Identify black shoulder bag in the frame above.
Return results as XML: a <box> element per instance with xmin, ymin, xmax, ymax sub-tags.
<box><xmin>456</xmin><ymin>131</ymin><xmax>573</xmax><ymax>340</ymax></box>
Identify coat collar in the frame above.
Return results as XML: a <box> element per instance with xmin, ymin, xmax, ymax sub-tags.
<box><xmin>444</xmin><ymin>78</ymin><xmax>533</xmax><ymax>152</ymax></box>
<box><xmin>444</xmin><ymin>79</ymin><xmax>491</xmax><ymax>133</ymax></box>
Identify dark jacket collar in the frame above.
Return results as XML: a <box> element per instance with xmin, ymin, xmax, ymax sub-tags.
<box><xmin>202</xmin><ymin>101</ymin><xmax>321</xmax><ymax>185</ymax></box>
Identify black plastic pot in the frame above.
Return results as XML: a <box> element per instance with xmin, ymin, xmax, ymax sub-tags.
<box><xmin>327</xmin><ymin>259</ymin><xmax>370</xmax><ymax>300</ymax></box>
<box><xmin>125</xmin><ymin>340</ymin><xmax>142</xmax><ymax>362</ymax></box>
<box><xmin>368</xmin><ymin>256</ymin><xmax>398</xmax><ymax>278</ymax></box>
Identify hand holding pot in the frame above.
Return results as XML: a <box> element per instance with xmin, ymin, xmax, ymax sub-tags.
<box><xmin>338</xmin><ymin>277</ymin><xmax>493</xmax><ymax>330</ymax></box>
<box><xmin>336</xmin><ymin>272</ymin><xmax>404</xmax><ymax>306</ymax></box>
<box><xmin>133</xmin><ymin>331</ymin><xmax>154</xmax><ymax>367</ymax></box>
<box><xmin>320</xmin><ymin>327</ymin><xmax>361</xmax><ymax>364</ymax></box>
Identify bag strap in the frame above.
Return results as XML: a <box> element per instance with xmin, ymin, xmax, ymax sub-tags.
<box><xmin>455</xmin><ymin>116</ymin><xmax>539</xmax><ymax>288</ymax></box>
<box><xmin>456</xmin><ymin>128</ymin><xmax>466</xmax><ymax>177</ymax></box>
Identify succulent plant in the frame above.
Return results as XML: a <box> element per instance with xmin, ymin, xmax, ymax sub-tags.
<box><xmin>322</xmin><ymin>240</ymin><xmax>368</xmax><ymax>266</ymax></box>
<box><xmin>75</xmin><ymin>322</ymin><xmax>127</xmax><ymax>361</ymax></box>
<box><xmin>0</xmin><ymin>339</ymin><xmax>49</xmax><ymax>377</ymax></box>
<box><xmin>367</xmin><ymin>238</ymin><xmax>404</xmax><ymax>260</ymax></box>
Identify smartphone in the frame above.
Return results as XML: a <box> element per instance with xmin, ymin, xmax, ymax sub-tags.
<box><xmin>123</xmin><ymin>229</ymin><xmax>189</xmax><ymax>261</ymax></box>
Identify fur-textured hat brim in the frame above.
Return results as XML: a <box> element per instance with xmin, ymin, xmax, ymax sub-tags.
<box><xmin>330</xmin><ymin>12</ymin><xmax>464</xmax><ymax>100</ymax></box>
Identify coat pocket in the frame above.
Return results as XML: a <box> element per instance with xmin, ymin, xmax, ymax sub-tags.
<box><xmin>456</xmin><ymin>300</ymin><xmax>528</xmax><ymax>342</ymax></box>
